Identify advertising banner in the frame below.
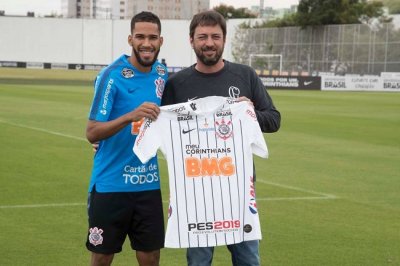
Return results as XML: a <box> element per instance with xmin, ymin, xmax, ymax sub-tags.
<box><xmin>259</xmin><ymin>75</ymin><xmax>321</xmax><ymax>90</ymax></box>
<box><xmin>321</xmin><ymin>75</ymin><xmax>400</xmax><ymax>92</ymax></box>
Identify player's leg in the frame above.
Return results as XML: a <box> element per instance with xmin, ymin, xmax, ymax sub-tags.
<box><xmin>227</xmin><ymin>240</ymin><xmax>260</xmax><ymax>266</ymax></box>
<box><xmin>186</xmin><ymin>247</ymin><xmax>214</xmax><ymax>266</ymax></box>
<box><xmin>86</xmin><ymin>188</ymin><xmax>131</xmax><ymax>265</ymax></box>
<box><xmin>90</xmin><ymin>253</ymin><xmax>114</xmax><ymax>266</ymax></box>
<box><xmin>136</xmin><ymin>250</ymin><xmax>160</xmax><ymax>266</ymax></box>
<box><xmin>128</xmin><ymin>189</ymin><xmax>164</xmax><ymax>266</ymax></box>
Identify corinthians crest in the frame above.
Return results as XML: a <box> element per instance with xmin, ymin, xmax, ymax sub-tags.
<box><xmin>88</xmin><ymin>227</ymin><xmax>104</xmax><ymax>246</ymax></box>
<box><xmin>215</xmin><ymin>118</ymin><xmax>233</xmax><ymax>140</ymax></box>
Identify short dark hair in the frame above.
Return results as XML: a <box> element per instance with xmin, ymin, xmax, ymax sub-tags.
<box><xmin>131</xmin><ymin>11</ymin><xmax>161</xmax><ymax>33</ymax></box>
<box><xmin>189</xmin><ymin>10</ymin><xmax>226</xmax><ymax>39</ymax></box>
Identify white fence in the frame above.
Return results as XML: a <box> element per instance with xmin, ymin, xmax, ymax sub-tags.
<box><xmin>0</xmin><ymin>16</ymin><xmax>248</xmax><ymax>68</ymax></box>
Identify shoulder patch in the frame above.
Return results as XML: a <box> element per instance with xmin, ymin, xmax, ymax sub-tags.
<box><xmin>156</xmin><ymin>65</ymin><xmax>167</xmax><ymax>76</ymax></box>
<box><xmin>121</xmin><ymin>68</ymin><xmax>134</xmax><ymax>78</ymax></box>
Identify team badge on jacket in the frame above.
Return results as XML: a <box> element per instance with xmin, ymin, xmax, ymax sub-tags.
<box><xmin>156</xmin><ymin>65</ymin><xmax>166</xmax><ymax>76</ymax></box>
<box><xmin>155</xmin><ymin>77</ymin><xmax>165</xmax><ymax>99</ymax></box>
<box><xmin>121</xmin><ymin>68</ymin><xmax>134</xmax><ymax>78</ymax></box>
<box><xmin>228</xmin><ymin>86</ymin><xmax>240</xmax><ymax>98</ymax></box>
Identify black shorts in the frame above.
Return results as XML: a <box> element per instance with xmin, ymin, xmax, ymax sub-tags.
<box><xmin>86</xmin><ymin>188</ymin><xmax>164</xmax><ymax>254</ymax></box>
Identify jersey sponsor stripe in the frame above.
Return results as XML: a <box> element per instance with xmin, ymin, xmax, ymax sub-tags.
<box><xmin>193</xmin><ymin>117</ymin><xmax>202</xmax><ymax>246</ymax></box>
<box><xmin>169</xmin><ymin>120</ymin><xmax>182</xmax><ymax>247</ymax></box>
<box><xmin>226</xmin><ymin>115</ymin><xmax>237</xmax><ymax>243</ymax></box>
<box><xmin>182</xmin><ymin>119</ymin><xmax>193</xmax><ymax>247</ymax></box>
<box><xmin>206</xmin><ymin>116</ymin><xmax>218</xmax><ymax>247</ymax></box>
<box><xmin>228</xmin><ymin>116</ymin><xmax>241</xmax><ymax>244</ymax></box>
<box><xmin>89</xmin><ymin>62</ymin><xmax>121</xmax><ymax>120</ymax></box>
<box><xmin>238</xmin><ymin>120</ymin><xmax>247</xmax><ymax>241</ymax></box>
<box><xmin>214</xmin><ymin>113</ymin><xmax>228</xmax><ymax>246</ymax></box>
<box><xmin>192</xmin><ymin>118</ymin><xmax>204</xmax><ymax>247</ymax></box>
<box><xmin>180</xmin><ymin>119</ymin><xmax>198</xmax><ymax>248</ymax></box>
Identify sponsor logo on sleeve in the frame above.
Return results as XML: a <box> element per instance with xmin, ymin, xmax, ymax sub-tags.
<box><xmin>248</xmin><ymin>175</ymin><xmax>258</xmax><ymax>214</ymax></box>
<box><xmin>169</xmin><ymin>105</ymin><xmax>186</xmax><ymax>113</ymax></box>
<box><xmin>100</xmin><ymin>78</ymin><xmax>114</xmax><ymax>116</ymax></box>
<box><xmin>246</xmin><ymin>109</ymin><xmax>257</xmax><ymax>121</ymax></box>
<box><xmin>135</xmin><ymin>119</ymin><xmax>152</xmax><ymax>145</ymax></box>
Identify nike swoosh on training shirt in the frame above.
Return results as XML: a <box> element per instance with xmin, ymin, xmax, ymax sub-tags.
<box><xmin>182</xmin><ymin>128</ymin><xmax>195</xmax><ymax>134</ymax></box>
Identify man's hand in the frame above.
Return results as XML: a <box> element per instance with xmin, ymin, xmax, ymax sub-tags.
<box><xmin>127</xmin><ymin>102</ymin><xmax>160</xmax><ymax>122</ymax></box>
<box><xmin>236</xmin><ymin>96</ymin><xmax>254</xmax><ymax>107</ymax></box>
<box><xmin>92</xmin><ymin>142</ymin><xmax>99</xmax><ymax>153</ymax></box>
<box><xmin>86</xmin><ymin>102</ymin><xmax>160</xmax><ymax>144</ymax></box>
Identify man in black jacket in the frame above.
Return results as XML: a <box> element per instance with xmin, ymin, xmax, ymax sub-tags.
<box><xmin>161</xmin><ymin>10</ymin><xmax>280</xmax><ymax>266</ymax></box>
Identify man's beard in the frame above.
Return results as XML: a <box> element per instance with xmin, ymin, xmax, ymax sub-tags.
<box><xmin>133</xmin><ymin>48</ymin><xmax>160</xmax><ymax>67</ymax></box>
<box><xmin>194</xmin><ymin>46</ymin><xmax>223</xmax><ymax>66</ymax></box>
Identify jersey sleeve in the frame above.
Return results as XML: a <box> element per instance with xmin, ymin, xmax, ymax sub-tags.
<box><xmin>133</xmin><ymin>118</ymin><xmax>162</xmax><ymax>164</ymax></box>
<box><xmin>88</xmin><ymin>73</ymin><xmax>116</xmax><ymax>121</ymax></box>
<box><xmin>246</xmin><ymin>105</ymin><xmax>269</xmax><ymax>158</ymax></box>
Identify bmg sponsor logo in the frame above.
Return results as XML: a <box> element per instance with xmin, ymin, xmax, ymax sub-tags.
<box><xmin>185</xmin><ymin>156</ymin><xmax>235</xmax><ymax>177</ymax></box>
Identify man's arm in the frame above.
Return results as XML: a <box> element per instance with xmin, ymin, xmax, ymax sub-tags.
<box><xmin>161</xmin><ymin>81</ymin><xmax>174</xmax><ymax>106</ymax></box>
<box><xmin>86</xmin><ymin>102</ymin><xmax>160</xmax><ymax>143</ymax></box>
<box><xmin>252</xmin><ymin>74</ymin><xmax>281</xmax><ymax>133</ymax></box>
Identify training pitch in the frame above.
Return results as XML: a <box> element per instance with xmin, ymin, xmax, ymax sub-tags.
<box><xmin>0</xmin><ymin>68</ymin><xmax>399</xmax><ymax>265</ymax></box>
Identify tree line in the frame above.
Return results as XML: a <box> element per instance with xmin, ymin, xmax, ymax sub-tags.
<box><xmin>214</xmin><ymin>0</ymin><xmax>398</xmax><ymax>28</ymax></box>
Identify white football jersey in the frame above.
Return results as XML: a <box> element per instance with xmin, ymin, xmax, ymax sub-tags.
<box><xmin>133</xmin><ymin>96</ymin><xmax>268</xmax><ymax>248</ymax></box>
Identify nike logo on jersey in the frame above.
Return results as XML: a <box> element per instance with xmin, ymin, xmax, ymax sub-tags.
<box><xmin>188</xmin><ymin>96</ymin><xmax>198</xmax><ymax>101</ymax></box>
<box><xmin>182</xmin><ymin>128</ymin><xmax>195</xmax><ymax>134</ymax></box>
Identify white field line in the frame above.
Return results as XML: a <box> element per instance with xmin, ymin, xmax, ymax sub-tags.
<box><xmin>0</xmin><ymin>201</ymin><xmax>171</xmax><ymax>209</ymax></box>
<box><xmin>256</xmin><ymin>179</ymin><xmax>337</xmax><ymax>201</ymax></box>
<box><xmin>0</xmin><ymin>119</ymin><xmax>87</xmax><ymax>142</ymax></box>
<box><xmin>0</xmin><ymin>120</ymin><xmax>337</xmax><ymax>209</ymax></box>
<box><xmin>0</xmin><ymin>203</ymin><xmax>86</xmax><ymax>209</ymax></box>
<box><xmin>1</xmin><ymin>186</ymin><xmax>337</xmax><ymax>209</ymax></box>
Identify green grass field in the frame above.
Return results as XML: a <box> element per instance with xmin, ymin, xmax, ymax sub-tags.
<box><xmin>0</xmin><ymin>68</ymin><xmax>399</xmax><ymax>265</ymax></box>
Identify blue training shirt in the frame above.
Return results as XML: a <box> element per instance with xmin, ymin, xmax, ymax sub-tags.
<box><xmin>88</xmin><ymin>54</ymin><xmax>168</xmax><ymax>192</ymax></box>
